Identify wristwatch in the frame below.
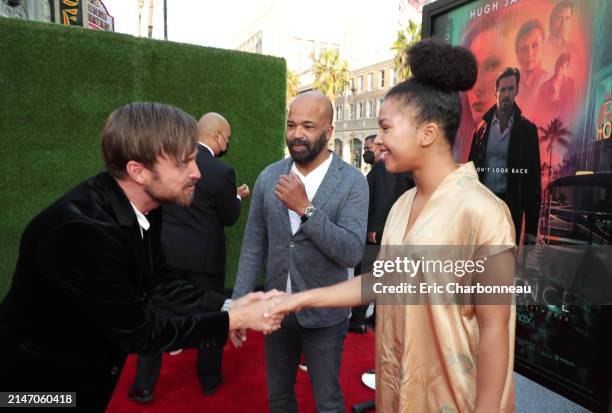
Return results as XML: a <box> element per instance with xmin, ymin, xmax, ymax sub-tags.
<box><xmin>300</xmin><ymin>206</ymin><xmax>316</xmax><ymax>223</ymax></box>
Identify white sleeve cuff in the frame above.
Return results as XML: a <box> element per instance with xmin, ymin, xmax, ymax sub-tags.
<box><xmin>221</xmin><ymin>298</ymin><xmax>233</xmax><ymax>312</ymax></box>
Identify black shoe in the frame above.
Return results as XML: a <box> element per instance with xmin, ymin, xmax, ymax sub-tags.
<box><xmin>128</xmin><ymin>386</ymin><xmax>153</xmax><ymax>403</ymax></box>
<box><xmin>348</xmin><ymin>322</ymin><xmax>367</xmax><ymax>334</ymax></box>
<box><xmin>201</xmin><ymin>378</ymin><xmax>223</xmax><ymax>395</ymax></box>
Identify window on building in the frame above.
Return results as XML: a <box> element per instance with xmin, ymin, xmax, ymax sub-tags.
<box><xmin>379</xmin><ymin>69</ymin><xmax>385</xmax><ymax>88</ymax></box>
<box><xmin>390</xmin><ymin>68</ymin><xmax>397</xmax><ymax>86</ymax></box>
<box><xmin>334</xmin><ymin>139</ymin><xmax>343</xmax><ymax>158</ymax></box>
<box><xmin>367</xmin><ymin>100</ymin><xmax>374</xmax><ymax>118</ymax></box>
<box><xmin>335</xmin><ymin>106</ymin><xmax>342</xmax><ymax>121</ymax></box>
<box><xmin>367</xmin><ymin>73</ymin><xmax>373</xmax><ymax>91</ymax></box>
<box><xmin>307</xmin><ymin>40</ymin><xmax>315</xmax><ymax>59</ymax></box>
<box><xmin>356</xmin><ymin>102</ymin><xmax>363</xmax><ymax>119</ymax></box>
<box><xmin>320</xmin><ymin>42</ymin><xmax>327</xmax><ymax>56</ymax></box>
<box><xmin>377</xmin><ymin>97</ymin><xmax>384</xmax><ymax>116</ymax></box>
<box><xmin>357</xmin><ymin>76</ymin><xmax>363</xmax><ymax>94</ymax></box>
<box><xmin>352</xmin><ymin>138</ymin><xmax>362</xmax><ymax>169</ymax></box>
<box><xmin>347</xmin><ymin>104</ymin><xmax>354</xmax><ymax>120</ymax></box>
<box><xmin>349</xmin><ymin>78</ymin><xmax>354</xmax><ymax>95</ymax></box>
<box><xmin>238</xmin><ymin>31</ymin><xmax>263</xmax><ymax>54</ymax></box>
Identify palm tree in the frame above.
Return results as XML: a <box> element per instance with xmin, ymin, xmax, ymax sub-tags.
<box><xmin>286</xmin><ymin>69</ymin><xmax>300</xmax><ymax>104</ymax></box>
<box><xmin>539</xmin><ymin>117</ymin><xmax>571</xmax><ymax>233</ymax></box>
<box><xmin>391</xmin><ymin>19</ymin><xmax>421</xmax><ymax>82</ymax></box>
<box><xmin>312</xmin><ymin>49</ymin><xmax>349</xmax><ymax>103</ymax></box>
<box><xmin>539</xmin><ymin>117</ymin><xmax>571</xmax><ymax>190</ymax></box>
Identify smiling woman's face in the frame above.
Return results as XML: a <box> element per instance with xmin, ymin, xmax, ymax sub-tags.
<box><xmin>467</xmin><ymin>29</ymin><xmax>512</xmax><ymax>122</ymax></box>
<box><xmin>377</xmin><ymin>98</ymin><xmax>422</xmax><ymax>173</ymax></box>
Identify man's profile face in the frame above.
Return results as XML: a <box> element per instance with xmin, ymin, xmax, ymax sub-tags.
<box><xmin>496</xmin><ymin>76</ymin><xmax>518</xmax><ymax>113</ymax></box>
<box><xmin>516</xmin><ymin>29</ymin><xmax>544</xmax><ymax>72</ymax></box>
<box><xmin>551</xmin><ymin>7</ymin><xmax>572</xmax><ymax>40</ymax></box>
<box><xmin>144</xmin><ymin>149</ymin><xmax>200</xmax><ymax>207</ymax></box>
<box><xmin>364</xmin><ymin>138</ymin><xmax>380</xmax><ymax>156</ymax></box>
<box><xmin>285</xmin><ymin>96</ymin><xmax>331</xmax><ymax>165</ymax></box>
<box><xmin>215</xmin><ymin>124</ymin><xmax>231</xmax><ymax>157</ymax></box>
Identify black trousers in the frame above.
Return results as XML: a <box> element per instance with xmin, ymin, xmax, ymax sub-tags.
<box><xmin>351</xmin><ymin>241</ymin><xmax>379</xmax><ymax>325</ymax></box>
<box><xmin>265</xmin><ymin>313</ymin><xmax>348</xmax><ymax>413</ymax></box>
<box><xmin>131</xmin><ymin>271</ymin><xmax>225</xmax><ymax>391</ymax></box>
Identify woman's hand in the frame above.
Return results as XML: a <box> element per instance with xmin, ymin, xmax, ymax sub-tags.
<box><xmin>267</xmin><ymin>292</ymin><xmax>308</xmax><ymax>317</ymax></box>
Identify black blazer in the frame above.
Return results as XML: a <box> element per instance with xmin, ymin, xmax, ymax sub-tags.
<box><xmin>468</xmin><ymin>103</ymin><xmax>541</xmax><ymax>240</ymax></box>
<box><xmin>367</xmin><ymin>161</ymin><xmax>414</xmax><ymax>242</ymax></box>
<box><xmin>0</xmin><ymin>172</ymin><xmax>229</xmax><ymax>412</ymax></box>
<box><xmin>162</xmin><ymin>145</ymin><xmax>241</xmax><ymax>275</ymax></box>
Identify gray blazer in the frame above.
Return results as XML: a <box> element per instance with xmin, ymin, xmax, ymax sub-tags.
<box><xmin>232</xmin><ymin>152</ymin><xmax>368</xmax><ymax>328</ymax></box>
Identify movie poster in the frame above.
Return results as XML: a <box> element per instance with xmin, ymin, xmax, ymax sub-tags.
<box><xmin>429</xmin><ymin>0</ymin><xmax>612</xmax><ymax>410</ymax></box>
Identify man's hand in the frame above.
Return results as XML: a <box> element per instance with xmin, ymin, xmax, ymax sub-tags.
<box><xmin>229</xmin><ymin>329</ymin><xmax>247</xmax><ymax>348</ymax></box>
<box><xmin>228</xmin><ymin>290</ymin><xmax>286</xmax><ymax>347</ymax></box>
<box><xmin>237</xmin><ymin>184</ymin><xmax>250</xmax><ymax>200</ymax></box>
<box><xmin>274</xmin><ymin>173</ymin><xmax>311</xmax><ymax>216</ymax></box>
<box><xmin>367</xmin><ymin>232</ymin><xmax>377</xmax><ymax>244</ymax></box>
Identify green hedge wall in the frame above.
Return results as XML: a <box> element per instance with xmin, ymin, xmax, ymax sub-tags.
<box><xmin>0</xmin><ymin>18</ymin><xmax>286</xmax><ymax>299</ymax></box>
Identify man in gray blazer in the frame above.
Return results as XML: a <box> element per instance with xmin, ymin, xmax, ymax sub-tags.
<box><xmin>232</xmin><ymin>92</ymin><xmax>368</xmax><ymax>413</ymax></box>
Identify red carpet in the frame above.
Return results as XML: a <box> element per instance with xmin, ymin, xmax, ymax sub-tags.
<box><xmin>107</xmin><ymin>330</ymin><xmax>375</xmax><ymax>412</ymax></box>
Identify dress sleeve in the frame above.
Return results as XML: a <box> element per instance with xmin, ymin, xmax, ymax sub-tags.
<box><xmin>474</xmin><ymin>195</ymin><xmax>516</xmax><ymax>259</ymax></box>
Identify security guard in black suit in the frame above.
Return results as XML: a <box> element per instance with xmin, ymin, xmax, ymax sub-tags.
<box><xmin>129</xmin><ymin>112</ymin><xmax>250</xmax><ymax>400</ymax></box>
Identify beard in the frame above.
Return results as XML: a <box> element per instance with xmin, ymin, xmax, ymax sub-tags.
<box><xmin>287</xmin><ymin>131</ymin><xmax>328</xmax><ymax>165</ymax></box>
<box><xmin>499</xmin><ymin>98</ymin><xmax>513</xmax><ymax>112</ymax></box>
<box><xmin>145</xmin><ymin>174</ymin><xmax>197</xmax><ymax>207</ymax></box>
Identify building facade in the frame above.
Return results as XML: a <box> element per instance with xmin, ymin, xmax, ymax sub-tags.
<box><xmin>332</xmin><ymin>58</ymin><xmax>397</xmax><ymax>173</ymax></box>
<box><xmin>1</xmin><ymin>0</ymin><xmax>114</xmax><ymax>31</ymax></box>
<box><xmin>232</xmin><ymin>0</ymin><xmax>422</xmax><ymax>174</ymax></box>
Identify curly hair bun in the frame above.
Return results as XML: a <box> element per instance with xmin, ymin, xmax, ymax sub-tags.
<box><xmin>408</xmin><ymin>38</ymin><xmax>477</xmax><ymax>93</ymax></box>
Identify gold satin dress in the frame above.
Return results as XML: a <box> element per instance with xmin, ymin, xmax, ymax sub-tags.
<box><xmin>375</xmin><ymin>162</ymin><xmax>516</xmax><ymax>413</ymax></box>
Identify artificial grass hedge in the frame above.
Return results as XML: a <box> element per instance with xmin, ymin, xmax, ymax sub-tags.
<box><xmin>0</xmin><ymin>18</ymin><xmax>286</xmax><ymax>300</ymax></box>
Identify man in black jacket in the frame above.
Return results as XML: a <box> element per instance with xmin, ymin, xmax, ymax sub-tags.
<box><xmin>349</xmin><ymin>134</ymin><xmax>413</xmax><ymax>334</ymax></box>
<box><xmin>363</xmin><ymin>134</ymin><xmax>414</xmax><ymax>245</ymax></box>
<box><xmin>129</xmin><ymin>112</ymin><xmax>250</xmax><ymax>399</ymax></box>
<box><xmin>468</xmin><ymin>67</ymin><xmax>541</xmax><ymax>244</ymax></box>
<box><xmin>0</xmin><ymin>102</ymin><xmax>281</xmax><ymax>413</ymax></box>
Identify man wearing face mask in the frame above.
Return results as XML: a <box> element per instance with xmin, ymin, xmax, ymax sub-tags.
<box><xmin>349</xmin><ymin>135</ymin><xmax>414</xmax><ymax>334</ymax></box>
<box><xmin>362</xmin><ymin>134</ymin><xmax>414</xmax><ymax>245</ymax></box>
<box><xmin>128</xmin><ymin>112</ymin><xmax>249</xmax><ymax>402</ymax></box>
<box><xmin>231</xmin><ymin>92</ymin><xmax>368</xmax><ymax>413</ymax></box>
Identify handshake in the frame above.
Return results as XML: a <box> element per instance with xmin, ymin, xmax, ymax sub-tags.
<box><xmin>226</xmin><ymin>289</ymin><xmax>305</xmax><ymax>348</ymax></box>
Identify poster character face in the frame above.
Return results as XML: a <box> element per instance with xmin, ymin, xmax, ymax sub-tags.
<box><xmin>467</xmin><ymin>29</ymin><xmax>510</xmax><ymax>122</ymax></box>
<box><xmin>550</xmin><ymin>5</ymin><xmax>572</xmax><ymax>41</ymax></box>
<box><xmin>516</xmin><ymin>27</ymin><xmax>544</xmax><ymax>72</ymax></box>
<box><xmin>496</xmin><ymin>75</ymin><xmax>519</xmax><ymax>113</ymax></box>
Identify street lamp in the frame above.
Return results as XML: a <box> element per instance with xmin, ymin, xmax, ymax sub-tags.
<box><xmin>137</xmin><ymin>0</ymin><xmax>144</xmax><ymax>37</ymax></box>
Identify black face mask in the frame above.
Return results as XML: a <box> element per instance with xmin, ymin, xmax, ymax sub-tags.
<box><xmin>363</xmin><ymin>150</ymin><xmax>375</xmax><ymax>165</ymax></box>
<box><xmin>217</xmin><ymin>141</ymin><xmax>229</xmax><ymax>158</ymax></box>
<box><xmin>216</xmin><ymin>134</ymin><xmax>229</xmax><ymax>158</ymax></box>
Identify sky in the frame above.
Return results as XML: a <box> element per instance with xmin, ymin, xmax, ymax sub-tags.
<box><xmin>102</xmin><ymin>0</ymin><xmax>420</xmax><ymax>68</ymax></box>
<box><xmin>103</xmin><ymin>0</ymin><xmax>274</xmax><ymax>48</ymax></box>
